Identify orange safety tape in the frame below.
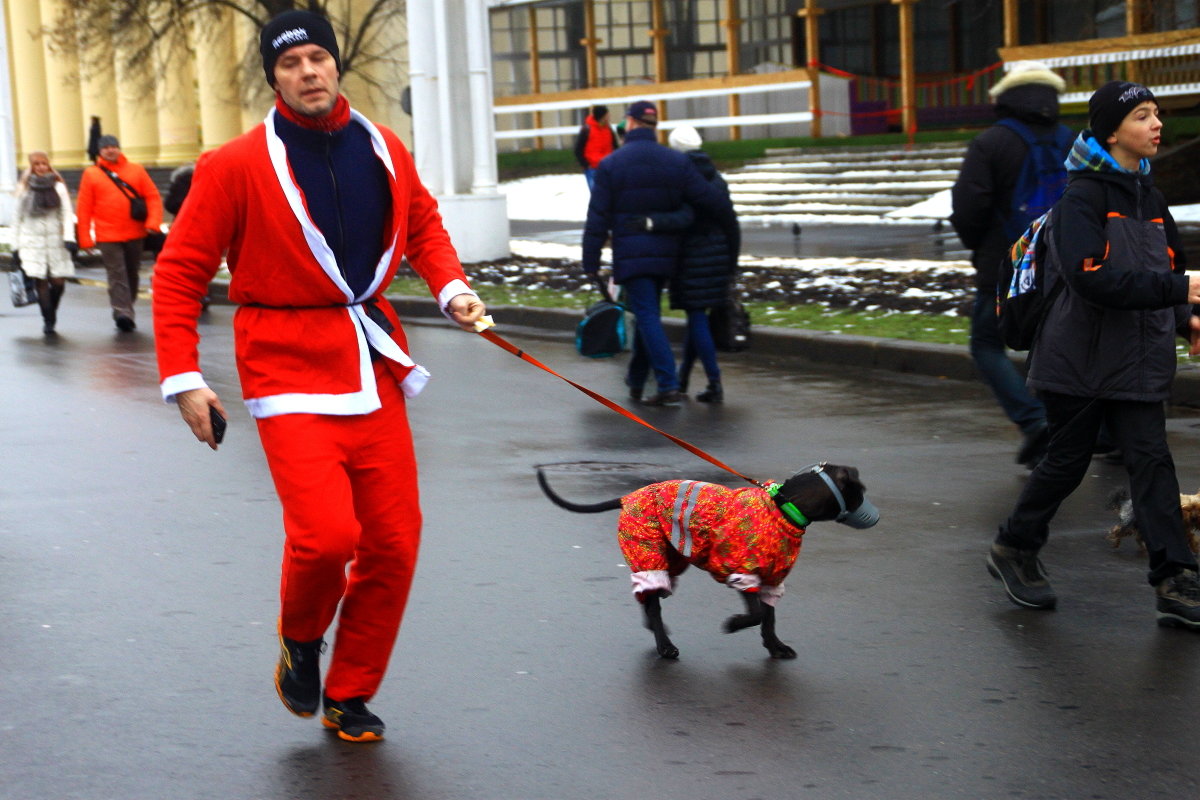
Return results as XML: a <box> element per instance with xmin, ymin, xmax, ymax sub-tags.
<box><xmin>477</xmin><ymin>328</ymin><xmax>767</xmax><ymax>489</ymax></box>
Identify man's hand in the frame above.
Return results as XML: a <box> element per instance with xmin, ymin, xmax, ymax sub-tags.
<box><xmin>1188</xmin><ymin>315</ymin><xmax>1200</xmax><ymax>356</ymax></box>
<box><xmin>1188</xmin><ymin>275</ymin><xmax>1200</xmax><ymax>304</ymax></box>
<box><xmin>446</xmin><ymin>293</ymin><xmax>487</xmax><ymax>331</ymax></box>
<box><xmin>176</xmin><ymin>387</ymin><xmax>226</xmax><ymax>450</ymax></box>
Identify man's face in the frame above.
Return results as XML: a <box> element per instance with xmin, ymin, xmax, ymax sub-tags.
<box><xmin>99</xmin><ymin>145</ymin><xmax>120</xmax><ymax>163</ymax></box>
<box><xmin>273</xmin><ymin>43</ymin><xmax>340</xmax><ymax>117</ymax></box>
<box><xmin>1107</xmin><ymin>100</ymin><xmax>1162</xmax><ymax>161</ymax></box>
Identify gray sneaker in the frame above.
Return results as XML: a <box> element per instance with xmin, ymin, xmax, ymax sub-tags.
<box><xmin>1155</xmin><ymin>569</ymin><xmax>1200</xmax><ymax>630</ymax></box>
<box><xmin>986</xmin><ymin>543</ymin><xmax>1057</xmax><ymax>610</ymax></box>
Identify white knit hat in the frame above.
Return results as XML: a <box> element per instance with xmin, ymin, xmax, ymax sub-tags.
<box><xmin>989</xmin><ymin>60</ymin><xmax>1066</xmax><ymax>99</ymax></box>
<box><xmin>668</xmin><ymin>125</ymin><xmax>703</xmax><ymax>152</ymax></box>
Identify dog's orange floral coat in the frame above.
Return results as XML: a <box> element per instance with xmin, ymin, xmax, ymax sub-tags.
<box><xmin>618</xmin><ymin>481</ymin><xmax>805</xmax><ymax>589</ymax></box>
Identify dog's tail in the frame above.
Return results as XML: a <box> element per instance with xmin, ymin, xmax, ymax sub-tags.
<box><xmin>536</xmin><ymin>468</ymin><xmax>622</xmax><ymax>513</ymax></box>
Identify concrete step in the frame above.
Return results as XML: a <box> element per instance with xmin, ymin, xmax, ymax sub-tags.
<box><xmin>733</xmin><ymin>193</ymin><xmax>928</xmax><ymax>208</ymax></box>
<box><xmin>727</xmin><ymin>170</ymin><xmax>958</xmax><ymax>185</ymax></box>
<box><xmin>758</xmin><ymin>154</ymin><xmax>964</xmax><ymax>170</ymax></box>
<box><xmin>734</xmin><ymin>202</ymin><xmax>908</xmax><ymax>216</ymax></box>
<box><xmin>761</xmin><ymin>141</ymin><xmax>967</xmax><ymax>158</ymax></box>
<box><xmin>721</xmin><ymin>141</ymin><xmax>966</xmax><ymax>222</ymax></box>
<box><xmin>724</xmin><ymin>179</ymin><xmax>950</xmax><ymax>194</ymax></box>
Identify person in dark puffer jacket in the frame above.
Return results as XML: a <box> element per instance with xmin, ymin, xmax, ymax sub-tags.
<box><xmin>639</xmin><ymin>125</ymin><xmax>740</xmax><ymax>403</ymax></box>
<box><xmin>582</xmin><ymin>101</ymin><xmax>738</xmax><ymax>407</ymax></box>
<box><xmin>986</xmin><ymin>81</ymin><xmax>1200</xmax><ymax>629</ymax></box>
<box><xmin>950</xmin><ymin>61</ymin><xmax>1071</xmax><ymax>467</ymax></box>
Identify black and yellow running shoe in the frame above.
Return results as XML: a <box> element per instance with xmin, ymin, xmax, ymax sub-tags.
<box><xmin>322</xmin><ymin>695</ymin><xmax>385</xmax><ymax>742</ymax></box>
<box><xmin>274</xmin><ymin>628</ymin><xmax>324</xmax><ymax>717</ymax></box>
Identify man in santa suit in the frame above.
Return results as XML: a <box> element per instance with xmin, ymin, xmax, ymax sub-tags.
<box><xmin>152</xmin><ymin>9</ymin><xmax>486</xmax><ymax>743</ymax></box>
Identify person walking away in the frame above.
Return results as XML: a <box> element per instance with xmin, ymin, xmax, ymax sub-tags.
<box><xmin>76</xmin><ymin>135</ymin><xmax>163</xmax><ymax>332</ymax></box>
<box><xmin>574</xmin><ymin>105</ymin><xmax>618</xmax><ymax>191</ymax></box>
<box><xmin>582</xmin><ymin>101</ymin><xmax>738</xmax><ymax>407</ymax></box>
<box><xmin>986</xmin><ymin>81</ymin><xmax>1200</xmax><ymax>629</ymax></box>
<box><xmin>638</xmin><ymin>124</ymin><xmax>740</xmax><ymax>403</ymax></box>
<box><xmin>164</xmin><ymin>163</ymin><xmax>194</xmax><ymax>217</ymax></box>
<box><xmin>951</xmin><ymin>61</ymin><xmax>1072</xmax><ymax>467</ymax></box>
<box><xmin>86</xmin><ymin>116</ymin><xmax>101</xmax><ymax>164</ymax></box>
<box><xmin>152</xmin><ymin>9</ymin><xmax>487</xmax><ymax>742</ymax></box>
<box><xmin>14</xmin><ymin>151</ymin><xmax>77</xmax><ymax>335</ymax></box>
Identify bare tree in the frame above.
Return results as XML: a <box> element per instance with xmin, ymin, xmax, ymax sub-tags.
<box><xmin>44</xmin><ymin>0</ymin><xmax>406</xmax><ymax>107</ymax></box>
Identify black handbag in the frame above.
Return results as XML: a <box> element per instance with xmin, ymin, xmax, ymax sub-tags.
<box><xmin>709</xmin><ymin>295</ymin><xmax>751</xmax><ymax>352</ymax></box>
<box><xmin>102</xmin><ymin>168</ymin><xmax>148</xmax><ymax>221</ymax></box>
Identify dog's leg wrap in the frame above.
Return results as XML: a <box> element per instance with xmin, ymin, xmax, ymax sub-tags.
<box><xmin>631</xmin><ymin>570</ymin><xmax>673</xmax><ymax>601</ymax></box>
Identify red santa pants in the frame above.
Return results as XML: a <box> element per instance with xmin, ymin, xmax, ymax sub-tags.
<box><xmin>255</xmin><ymin>362</ymin><xmax>421</xmax><ymax>702</ymax></box>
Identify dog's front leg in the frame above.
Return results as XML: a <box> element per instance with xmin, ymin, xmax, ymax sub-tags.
<box><xmin>759</xmin><ymin>603</ymin><xmax>796</xmax><ymax>659</ymax></box>
<box><xmin>642</xmin><ymin>591</ymin><xmax>680</xmax><ymax>659</ymax></box>
<box><xmin>723</xmin><ymin>591</ymin><xmax>765</xmax><ymax>633</ymax></box>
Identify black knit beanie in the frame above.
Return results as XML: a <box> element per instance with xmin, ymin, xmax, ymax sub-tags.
<box><xmin>1089</xmin><ymin>80</ymin><xmax>1157</xmax><ymax>144</ymax></box>
<box><xmin>260</xmin><ymin>10</ymin><xmax>341</xmax><ymax>86</ymax></box>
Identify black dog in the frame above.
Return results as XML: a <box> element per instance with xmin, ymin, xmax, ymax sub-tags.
<box><xmin>537</xmin><ymin>463</ymin><xmax>878</xmax><ymax>659</ymax></box>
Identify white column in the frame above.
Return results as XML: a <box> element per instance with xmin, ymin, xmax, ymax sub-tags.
<box><xmin>407</xmin><ymin>0</ymin><xmax>508</xmax><ymax>262</ymax></box>
<box><xmin>0</xmin><ymin>0</ymin><xmax>18</xmax><ymax>225</ymax></box>
<box><xmin>465</xmin><ymin>0</ymin><xmax>498</xmax><ymax>194</ymax></box>
<box><xmin>39</xmin><ymin>0</ymin><xmax>84</xmax><ymax>167</ymax></box>
<box><xmin>407</xmin><ymin>0</ymin><xmax>441</xmax><ymax>192</ymax></box>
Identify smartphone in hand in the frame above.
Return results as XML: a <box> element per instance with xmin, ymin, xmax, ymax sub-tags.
<box><xmin>209</xmin><ymin>406</ymin><xmax>227</xmax><ymax>445</ymax></box>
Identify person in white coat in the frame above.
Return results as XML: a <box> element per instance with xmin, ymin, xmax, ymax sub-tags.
<box><xmin>15</xmin><ymin>151</ymin><xmax>77</xmax><ymax>334</ymax></box>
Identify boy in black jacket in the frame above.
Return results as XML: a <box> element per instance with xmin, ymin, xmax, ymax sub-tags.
<box><xmin>987</xmin><ymin>81</ymin><xmax>1200</xmax><ymax>629</ymax></box>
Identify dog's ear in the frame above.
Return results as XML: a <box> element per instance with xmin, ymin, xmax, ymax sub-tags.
<box><xmin>826</xmin><ymin>464</ymin><xmax>866</xmax><ymax>511</ymax></box>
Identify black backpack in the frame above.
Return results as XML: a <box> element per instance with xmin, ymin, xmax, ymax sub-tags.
<box><xmin>576</xmin><ymin>299</ymin><xmax>627</xmax><ymax>358</ymax></box>
<box><xmin>996</xmin><ymin>118</ymin><xmax>1073</xmax><ymax>244</ymax></box>
<box><xmin>996</xmin><ymin>209</ymin><xmax>1064</xmax><ymax>351</ymax></box>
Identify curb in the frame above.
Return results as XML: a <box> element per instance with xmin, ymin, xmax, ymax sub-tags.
<box><xmin>98</xmin><ymin>272</ymin><xmax>1200</xmax><ymax>409</ymax></box>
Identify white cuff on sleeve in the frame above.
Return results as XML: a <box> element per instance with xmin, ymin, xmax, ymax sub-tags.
<box><xmin>726</xmin><ymin>573</ymin><xmax>762</xmax><ymax>593</ymax></box>
<box><xmin>437</xmin><ymin>279</ymin><xmax>479</xmax><ymax>322</ymax></box>
<box><xmin>161</xmin><ymin>371</ymin><xmax>209</xmax><ymax>403</ymax></box>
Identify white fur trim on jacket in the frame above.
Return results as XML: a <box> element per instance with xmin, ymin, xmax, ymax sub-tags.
<box><xmin>760</xmin><ymin>583</ymin><xmax>785</xmax><ymax>607</ymax></box>
<box><xmin>631</xmin><ymin>570</ymin><xmax>674</xmax><ymax>598</ymax></box>
<box><xmin>726</xmin><ymin>573</ymin><xmax>762</xmax><ymax>593</ymax></box>
<box><xmin>161</xmin><ymin>371</ymin><xmax>208</xmax><ymax>403</ymax></box>
<box><xmin>256</xmin><ymin>108</ymin><xmax>429</xmax><ymax>415</ymax></box>
<box><xmin>989</xmin><ymin>61</ymin><xmax>1066</xmax><ymax>99</ymax></box>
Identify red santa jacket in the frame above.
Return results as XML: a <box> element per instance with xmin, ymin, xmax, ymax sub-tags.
<box><xmin>152</xmin><ymin>101</ymin><xmax>475</xmax><ymax>418</ymax></box>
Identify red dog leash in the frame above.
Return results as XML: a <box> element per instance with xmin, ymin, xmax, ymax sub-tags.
<box><xmin>477</xmin><ymin>327</ymin><xmax>766</xmax><ymax>489</ymax></box>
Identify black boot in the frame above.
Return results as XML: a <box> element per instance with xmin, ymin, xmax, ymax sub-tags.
<box><xmin>37</xmin><ymin>280</ymin><xmax>56</xmax><ymax>335</ymax></box>
<box><xmin>696</xmin><ymin>383</ymin><xmax>723</xmax><ymax>404</ymax></box>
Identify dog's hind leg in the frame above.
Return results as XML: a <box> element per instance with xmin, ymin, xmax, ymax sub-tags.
<box><xmin>723</xmin><ymin>592</ymin><xmax>766</xmax><ymax>633</ymax></box>
<box><xmin>642</xmin><ymin>592</ymin><xmax>680</xmax><ymax>659</ymax></box>
<box><xmin>759</xmin><ymin>604</ymin><xmax>797</xmax><ymax>659</ymax></box>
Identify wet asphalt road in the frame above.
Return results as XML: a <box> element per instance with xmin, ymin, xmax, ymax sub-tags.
<box><xmin>6</xmin><ymin>281</ymin><xmax>1200</xmax><ymax>800</ymax></box>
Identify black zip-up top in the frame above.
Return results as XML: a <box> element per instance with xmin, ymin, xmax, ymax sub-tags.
<box><xmin>1029</xmin><ymin>131</ymin><xmax>1193</xmax><ymax>402</ymax></box>
<box><xmin>273</xmin><ymin>100</ymin><xmax>392</xmax><ymax>299</ymax></box>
